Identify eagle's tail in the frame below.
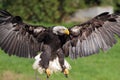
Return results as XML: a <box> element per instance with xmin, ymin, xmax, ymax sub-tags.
<box><xmin>32</xmin><ymin>53</ymin><xmax>71</xmax><ymax>74</ymax></box>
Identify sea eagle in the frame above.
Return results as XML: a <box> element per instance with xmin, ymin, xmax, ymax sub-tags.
<box><xmin>0</xmin><ymin>10</ymin><xmax>120</xmax><ymax>78</ymax></box>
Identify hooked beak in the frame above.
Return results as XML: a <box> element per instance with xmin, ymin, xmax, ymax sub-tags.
<box><xmin>64</xmin><ymin>29</ymin><xmax>70</xmax><ymax>35</ymax></box>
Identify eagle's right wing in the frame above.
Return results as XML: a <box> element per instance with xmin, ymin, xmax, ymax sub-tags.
<box><xmin>0</xmin><ymin>10</ymin><xmax>47</xmax><ymax>58</ymax></box>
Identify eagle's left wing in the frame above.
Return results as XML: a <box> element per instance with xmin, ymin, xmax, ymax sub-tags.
<box><xmin>63</xmin><ymin>12</ymin><xmax>120</xmax><ymax>59</ymax></box>
<box><xmin>0</xmin><ymin>10</ymin><xmax>47</xmax><ymax>58</ymax></box>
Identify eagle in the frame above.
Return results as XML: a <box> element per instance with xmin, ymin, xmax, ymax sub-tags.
<box><xmin>0</xmin><ymin>10</ymin><xmax>120</xmax><ymax>78</ymax></box>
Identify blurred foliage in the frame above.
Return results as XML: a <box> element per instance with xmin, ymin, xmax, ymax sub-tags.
<box><xmin>0</xmin><ymin>0</ymin><xmax>120</xmax><ymax>24</ymax></box>
<box><xmin>113</xmin><ymin>0</ymin><xmax>120</xmax><ymax>13</ymax></box>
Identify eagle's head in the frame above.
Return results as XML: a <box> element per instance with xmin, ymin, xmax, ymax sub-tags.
<box><xmin>53</xmin><ymin>26</ymin><xmax>69</xmax><ymax>35</ymax></box>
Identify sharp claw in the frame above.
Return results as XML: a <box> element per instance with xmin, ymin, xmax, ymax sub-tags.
<box><xmin>65</xmin><ymin>74</ymin><xmax>68</xmax><ymax>78</ymax></box>
<box><xmin>45</xmin><ymin>69</ymin><xmax>51</xmax><ymax>78</ymax></box>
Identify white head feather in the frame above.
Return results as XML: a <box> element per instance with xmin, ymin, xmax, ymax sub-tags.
<box><xmin>53</xmin><ymin>26</ymin><xmax>69</xmax><ymax>35</ymax></box>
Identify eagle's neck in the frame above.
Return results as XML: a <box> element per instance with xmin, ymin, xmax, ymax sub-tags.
<box><xmin>58</xmin><ymin>35</ymin><xmax>68</xmax><ymax>46</ymax></box>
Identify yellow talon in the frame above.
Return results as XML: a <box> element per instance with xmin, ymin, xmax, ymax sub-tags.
<box><xmin>45</xmin><ymin>69</ymin><xmax>51</xmax><ymax>77</ymax></box>
<box><xmin>64</xmin><ymin>69</ymin><xmax>69</xmax><ymax>75</ymax></box>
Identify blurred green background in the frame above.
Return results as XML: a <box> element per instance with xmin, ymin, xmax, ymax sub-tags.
<box><xmin>0</xmin><ymin>0</ymin><xmax>120</xmax><ymax>24</ymax></box>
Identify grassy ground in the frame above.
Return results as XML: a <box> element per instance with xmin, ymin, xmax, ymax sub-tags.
<box><xmin>0</xmin><ymin>40</ymin><xmax>120</xmax><ymax>80</ymax></box>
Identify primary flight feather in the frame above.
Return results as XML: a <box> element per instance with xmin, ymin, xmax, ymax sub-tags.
<box><xmin>0</xmin><ymin>10</ymin><xmax>120</xmax><ymax>78</ymax></box>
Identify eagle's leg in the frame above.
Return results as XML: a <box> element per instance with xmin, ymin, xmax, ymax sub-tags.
<box><xmin>45</xmin><ymin>68</ymin><xmax>51</xmax><ymax>78</ymax></box>
<box><xmin>57</xmin><ymin>49</ymin><xmax>69</xmax><ymax>77</ymax></box>
<box><xmin>40</xmin><ymin>47</ymin><xmax>51</xmax><ymax>78</ymax></box>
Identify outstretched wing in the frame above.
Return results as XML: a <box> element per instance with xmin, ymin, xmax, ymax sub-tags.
<box><xmin>63</xmin><ymin>12</ymin><xmax>120</xmax><ymax>59</ymax></box>
<box><xmin>0</xmin><ymin>10</ymin><xmax>46</xmax><ymax>58</ymax></box>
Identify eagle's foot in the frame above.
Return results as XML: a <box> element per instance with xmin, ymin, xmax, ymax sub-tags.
<box><xmin>45</xmin><ymin>69</ymin><xmax>51</xmax><ymax>78</ymax></box>
<box><xmin>63</xmin><ymin>69</ymin><xmax>69</xmax><ymax>78</ymax></box>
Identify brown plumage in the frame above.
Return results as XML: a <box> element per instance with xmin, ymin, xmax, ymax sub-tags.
<box><xmin>64</xmin><ymin>12</ymin><xmax>120</xmax><ymax>59</ymax></box>
<box><xmin>1</xmin><ymin>10</ymin><xmax>120</xmax><ymax>78</ymax></box>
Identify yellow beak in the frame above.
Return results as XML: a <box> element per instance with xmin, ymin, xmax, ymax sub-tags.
<box><xmin>64</xmin><ymin>29</ymin><xmax>70</xmax><ymax>35</ymax></box>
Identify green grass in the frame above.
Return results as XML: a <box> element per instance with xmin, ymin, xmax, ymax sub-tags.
<box><xmin>0</xmin><ymin>40</ymin><xmax>120</xmax><ymax>80</ymax></box>
<box><xmin>1</xmin><ymin>43</ymin><xmax>120</xmax><ymax>80</ymax></box>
